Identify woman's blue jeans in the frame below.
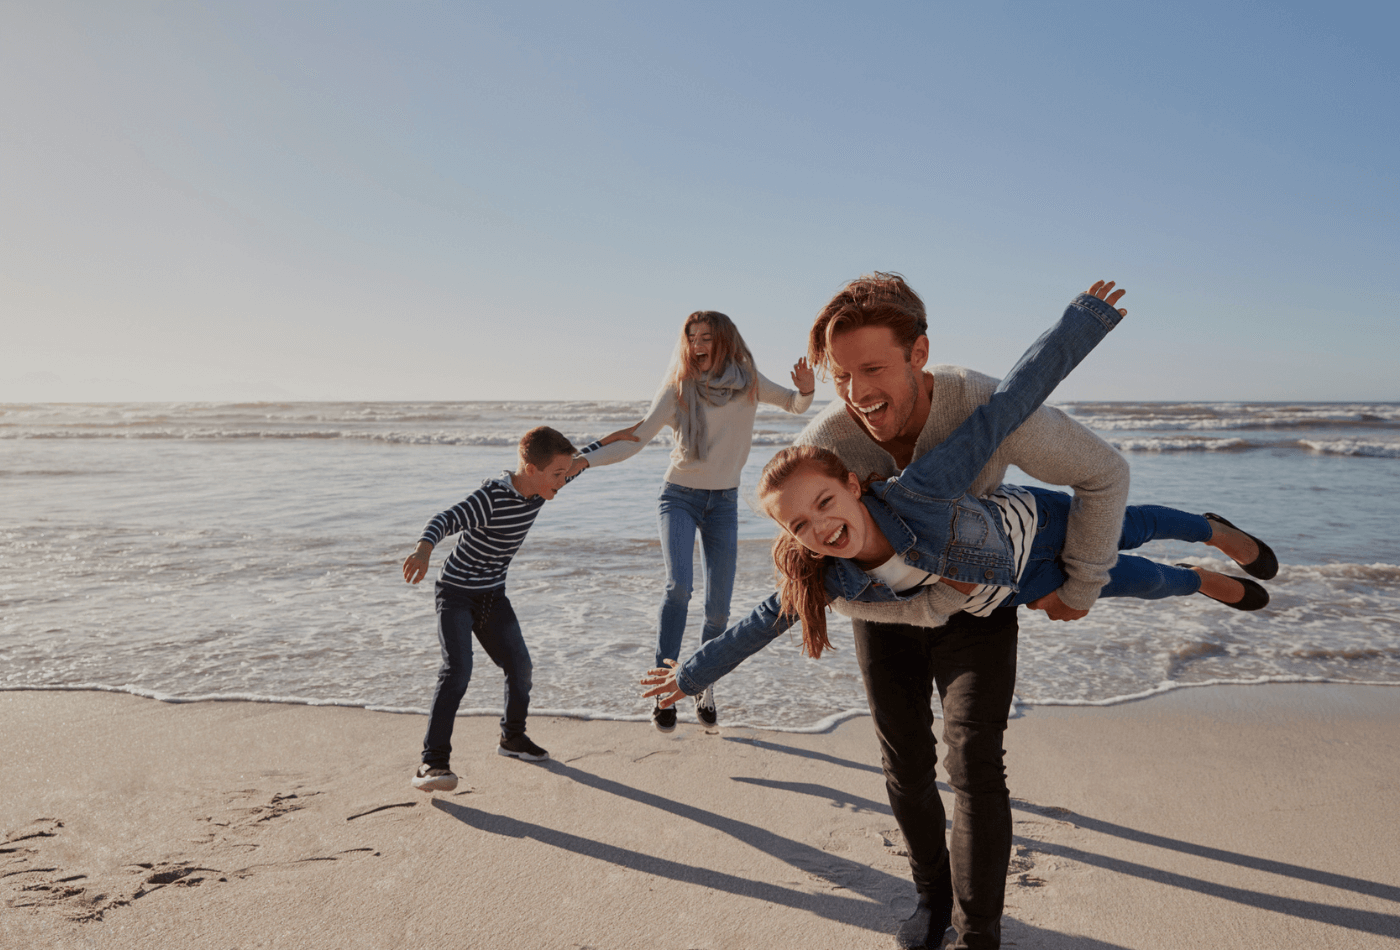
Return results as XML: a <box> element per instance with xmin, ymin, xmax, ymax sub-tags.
<box><xmin>422</xmin><ymin>582</ymin><xmax>532</xmax><ymax>768</ymax></box>
<box><xmin>655</xmin><ymin>483</ymin><xmax>739</xmax><ymax>668</ymax></box>
<box><xmin>1012</xmin><ymin>487</ymin><xmax>1211</xmax><ymax>606</ymax></box>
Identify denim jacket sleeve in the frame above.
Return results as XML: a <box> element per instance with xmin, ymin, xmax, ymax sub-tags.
<box><xmin>894</xmin><ymin>292</ymin><xmax>1123</xmax><ymax>500</ymax></box>
<box><xmin>675</xmin><ymin>593</ymin><xmax>797</xmax><ymax>695</ymax></box>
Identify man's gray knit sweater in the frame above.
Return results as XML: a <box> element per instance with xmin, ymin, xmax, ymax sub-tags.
<box><xmin>795</xmin><ymin>364</ymin><xmax>1129</xmax><ymax>629</ymax></box>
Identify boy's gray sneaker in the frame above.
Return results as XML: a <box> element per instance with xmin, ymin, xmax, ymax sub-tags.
<box><xmin>652</xmin><ymin>701</ymin><xmax>677</xmax><ymax>733</ymax></box>
<box><xmin>497</xmin><ymin>733</ymin><xmax>550</xmax><ymax>761</ymax></box>
<box><xmin>696</xmin><ymin>686</ymin><xmax>718</xmax><ymax>731</ymax></box>
<box><xmin>412</xmin><ymin>763</ymin><xmax>459</xmax><ymax>792</ymax></box>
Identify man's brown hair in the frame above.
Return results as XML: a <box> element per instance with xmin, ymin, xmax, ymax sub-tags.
<box><xmin>518</xmin><ymin>426</ymin><xmax>576</xmax><ymax>468</ymax></box>
<box><xmin>807</xmin><ymin>272</ymin><xmax>929</xmax><ymax>376</ymax></box>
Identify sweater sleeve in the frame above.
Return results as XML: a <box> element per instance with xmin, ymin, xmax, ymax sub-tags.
<box><xmin>982</xmin><ymin>388</ymin><xmax>1130</xmax><ymax>610</ymax></box>
<box><xmin>419</xmin><ymin>487</ymin><xmax>491</xmax><ymax>547</ymax></box>
<box><xmin>957</xmin><ymin>372</ymin><xmax>1131</xmax><ymax>610</ymax></box>
<box><xmin>828</xmin><ymin>582</ymin><xmax>968</xmax><ymax>630</ymax></box>
<box><xmin>754</xmin><ymin>369</ymin><xmax>814</xmax><ymax>415</ymax></box>
<box><xmin>580</xmin><ymin>385</ymin><xmax>677</xmax><ymax>467</ymax></box>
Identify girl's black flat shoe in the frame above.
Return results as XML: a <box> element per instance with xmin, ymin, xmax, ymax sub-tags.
<box><xmin>1179</xmin><ymin>564</ymin><xmax>1270</xmax><ymax>611</ymax></box>
<box><xmin>1203</xmin><ymin>512</ymin><xmax>1279</xmax><ymax>581</ymax></box>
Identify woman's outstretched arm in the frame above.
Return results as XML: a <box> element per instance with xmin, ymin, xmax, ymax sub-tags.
<box><xmin>580</xmin><ymin>385</ymin><xmax>676</xmax><ymax>467</ymax></box>
<box><xmin>754</xmin><ymin>361</ymin><xmax>816</xmax><ymax>415</ymax></box>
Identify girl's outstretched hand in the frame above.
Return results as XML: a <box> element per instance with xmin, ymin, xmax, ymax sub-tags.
<box><xmin>640</xmin><ymin>659</ymin><xmax>686</xmax><ymax>709</ymax></box>
<box><xmin>1088</xmin><ymin>280</ymin><xmax>1127</xmax><ymax>316</ymax></box>
<box><xmin>791</xmin><ymin>357</ymin><xmax>815</xmax><ymax>396</ymax></box>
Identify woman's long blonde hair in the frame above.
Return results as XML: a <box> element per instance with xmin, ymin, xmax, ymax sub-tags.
<box><xmin>663</xmin><ymin>311</ymin><xmax>757</xmax><ymax>402</ymax></box>
<box><xmin>758</xmin><ymin>445</ymin><xmax>872</xmax><ymax>659</ymax></box>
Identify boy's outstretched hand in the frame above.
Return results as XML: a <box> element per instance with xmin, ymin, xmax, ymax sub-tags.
<box><xmin>640</xmin><ymin>659</ymin><xmax>686</xmax><ymax>709</ymax></box>
<box><xmin>403</xmin><ymin>540</ymin><xmax>433</xmax><ymax>585</ymax></box>
<box><xmin>1088</xmin><ymin>279</ymin><xmax>1127</xmax><ymax>315</ymax></box>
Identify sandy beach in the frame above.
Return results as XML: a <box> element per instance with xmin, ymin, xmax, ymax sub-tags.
<box><xmin>3</xmin><ymin>684</ymin><xmax>1397</xmax><ymax>949</ymax></box>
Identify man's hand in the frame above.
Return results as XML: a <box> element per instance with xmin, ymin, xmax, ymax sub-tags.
<box><xmin>402</xmin><ymin>541</ymin><xmax>433</xmax><ymax>585</ymax></box>
<box><xmin>1088</xmin><ymin>279</ymin><xmax>1128</xmax><ymax>316</ymax></box>
<box><xmin>791</xmin><ymin>357</ymin><xmax>815</xmax><ymax>396</ymax></box>
<box><xmin>1026</xmin><ymin>589</ymin><xmax>1089</xmax><ymax>621</ymax></box>
<box><xmin>640</xmin><ymin>659</ymin><xmax>687</xmax><ymax>709</ymax></box>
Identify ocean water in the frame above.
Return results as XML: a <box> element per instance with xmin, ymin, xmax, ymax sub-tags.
<box><xmin>3</xmin><ymin>400</ymin><xmax>1398</xmax><ymax>732</ymax></box>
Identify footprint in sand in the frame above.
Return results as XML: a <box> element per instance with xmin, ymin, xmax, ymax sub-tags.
<box><xmin>2</xmin><ymin>789</ymin><xmax>379</xmax><ymax>923</ymax></box>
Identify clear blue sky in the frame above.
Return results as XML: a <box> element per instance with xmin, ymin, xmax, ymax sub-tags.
<box><xmin>3</xmin><ymin>1</ymin><xmax>1396</xmax><ymax>403</ymax></box>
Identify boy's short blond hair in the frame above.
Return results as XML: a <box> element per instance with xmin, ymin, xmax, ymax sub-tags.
<box><xmin>518</xmin><ymin>426</ymin><xmax>576</xmax><ymax>469</ymax></box>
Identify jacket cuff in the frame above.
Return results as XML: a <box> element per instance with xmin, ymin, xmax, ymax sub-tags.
<box><xmin>1070</xmin><ymin>291</ymin><xmax>1124</xmax><ymax>331</ymax></box>
<box><xmin>674</xmin><ymin>667</ymin><xmax>699</xmax><ymax>696</ymax></box>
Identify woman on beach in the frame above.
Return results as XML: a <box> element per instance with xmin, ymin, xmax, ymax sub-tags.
<box><xmin>643</xmin><ymin>281</ymin><xmax>1277</xmax><ymax>702</ymax></box>
<box><xmin>581</xmin><ymin>310</ymin><xmax>814</xmax><ymax>732</ymax></box>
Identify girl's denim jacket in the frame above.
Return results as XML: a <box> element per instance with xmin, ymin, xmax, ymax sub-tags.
<box><xmin>674</xmin><ymin>291</ymin><xmax>1124</xmax><ymax>697</ymax></box>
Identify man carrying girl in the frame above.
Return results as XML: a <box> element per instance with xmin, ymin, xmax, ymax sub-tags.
<box><xmin>644</xmin><ymin>277</ymin><xmax>1274</xmax><ymax>950</ymax></box>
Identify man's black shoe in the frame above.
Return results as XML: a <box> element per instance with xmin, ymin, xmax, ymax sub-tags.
<box><xmin>895</xmin><ymin>896</ymin><xmax>953</xmax><ymax>949</ymax></box>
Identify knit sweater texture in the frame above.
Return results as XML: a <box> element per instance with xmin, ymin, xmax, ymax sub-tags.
<box><xmin>584</xmin><ymin>369</ymin><xmax>813</xmax><ymax>489</ymax></box>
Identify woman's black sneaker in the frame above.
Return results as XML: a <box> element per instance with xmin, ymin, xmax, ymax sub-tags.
<box><xmin>696</xmin><ymin>686</ymin><xmax>718</xmax><ymax>732</ymax></box>
<box><xmin>652</xmin><ymin>701</ymin><xmax>677</xmax><ymax>733</ymax></box>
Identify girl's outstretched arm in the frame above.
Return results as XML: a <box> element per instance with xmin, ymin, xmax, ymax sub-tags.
<box><xmin>641</xmin><ymin>592</ymin><xmax>799</xmax><ymax>704</ymax></box>
<box><xmin>894</xmin><ymin>281</ymin><xmax>1126</xmax><ymax>501</ymax></box>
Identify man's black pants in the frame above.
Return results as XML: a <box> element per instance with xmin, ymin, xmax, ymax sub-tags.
<box><xmin>852</xmin><ymin>603</ymin><xmax>1018</xmax><ymax>950</ymax></box>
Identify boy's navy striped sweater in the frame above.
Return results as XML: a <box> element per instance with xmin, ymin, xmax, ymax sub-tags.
<box><xmin>421</xmin><ymin>443</ymin><xmax>599</xmax><ymax>591</ymax></box>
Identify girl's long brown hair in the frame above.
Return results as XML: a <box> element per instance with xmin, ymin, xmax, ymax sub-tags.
<box><xmin>663</xmin><ymin>311</ymin><xmax>757</xmax><ymax>402</ymax></box>
<box><xmin>758</xmin><ymin>445</ymin><xmax>866</xmax><ymax>659</ymax></box>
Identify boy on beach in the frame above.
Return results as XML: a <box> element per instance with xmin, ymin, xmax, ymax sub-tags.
<box><xmin>402</xmin><ymin>425</ymin><xmax>603</xmax><ymax>792</ymax></box>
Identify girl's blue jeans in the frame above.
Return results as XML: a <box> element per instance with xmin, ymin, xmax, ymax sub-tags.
<box><xmin>1012</xmin><ymin>487</ymin><xmax>1211</xmax><ymax>607</ymax></box>
<box><xmin>422</xmin><ymin>582</ymin><xmax>531</xmax><ymax>768</ymax></box>
<box><xmin>655</xmin><ymin>482</ymin><xmax>739</xmax><ymax>668</ymax></box>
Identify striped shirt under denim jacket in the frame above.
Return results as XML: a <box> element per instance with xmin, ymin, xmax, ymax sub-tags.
<box><xmin>421</xmin><ymin>441</ymin><xmax>601</xmax><ymax>591</ymax></box>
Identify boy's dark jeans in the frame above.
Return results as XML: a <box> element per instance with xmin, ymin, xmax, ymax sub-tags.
<box><xmin>422</xmin><ymin>582</ymin><xmax>533</xmax><ymax>768</ymax></box>
<box><xmin>852</xmin><ymin>603</ymin><xmax>1018</xmax><ymax>950</ymax></box>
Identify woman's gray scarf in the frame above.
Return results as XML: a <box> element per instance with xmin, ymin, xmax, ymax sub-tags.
<box><xmin>677</xmin><ymin>360</ymin><xmax>750</xmax><ymax>462</ymax></box>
